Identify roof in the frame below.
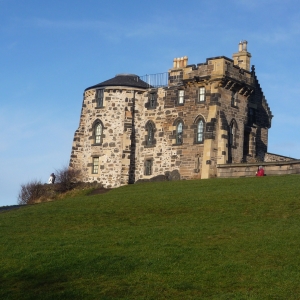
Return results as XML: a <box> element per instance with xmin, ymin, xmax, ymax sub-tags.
<box><xmin>85</xmin><ymin>74</ymin><xmax>150</xmax><ymax>91</ymax></box>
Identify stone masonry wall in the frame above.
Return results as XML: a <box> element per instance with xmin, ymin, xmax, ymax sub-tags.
<box><xmin>70</xmin><ymin>87</ymin><xmax>144</xmax><ymax>188</ymax></box>
<box><xmin>264</xmin><ymin>152</ymin><xmax>297</xmax><ymax>162</ymax></box>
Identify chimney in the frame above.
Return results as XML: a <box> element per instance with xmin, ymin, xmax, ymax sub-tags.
<box><xmin>172</xmin><ymin>56</ymin><xmax>188</xmax><ymax>68</ymax></box>
<box><xmin>232</xmin><ymin>40</ymin><xmax>251</xmax><ymax>71</ymax></box>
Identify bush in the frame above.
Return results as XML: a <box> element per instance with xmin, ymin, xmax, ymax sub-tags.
<box><xmin>18</xmin><ymin>180</ymin><xmax>45</xmax><ymax>205</ymax></box>
<box><xmin>55</xmin><ymin>166</ymin><xmax>81</xmax><ymax>193</ymax></box>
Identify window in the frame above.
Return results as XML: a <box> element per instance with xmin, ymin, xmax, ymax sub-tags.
<box><xmin>146</xmin><ymin>122</ymin><xmax>155</xmax><ymax>146</ymax></box>
<box><xmin>231</xmin><ymin>92</ymin><xmax>238</xmax><ymax>107</ymax></box>
<box><xmin>229</xmin><ymin>121</ymin><xmax>236</xmax><ymax>147</ymax></box>
<box><xmin>92</xmin><ymin>157</ymin><xmax>99</xmax><ymax>174</ymax></box>
<box><xmin>198</xmin><ymin>87</ymin><xmax>205</xmax><ymax>102</ymax></box>
<box><xmin>196</xmin><ymin>119</ymin><xmax>204</xmax><ymax>143</ymax></box>
<box><xmin>96</xmin><ymin>89</ymin><xmax>104</xmax><ymax>107</ymax></box>
<box><xmin>176</xmin><ymin>121</ymin><xmax>183</xmax><ymax>144</ymax></box>
<box><xmin>94</xmin><ymin>122</ymin><xmax>103</xmax><ymax>144</ymax></box>
<box><xmin>145</xmin><ymin>159</ymin><xmax>152</xmax><ymax>175</ymax></box>
<box><xmin>178</xmin><ymin>90</ymin><xmax>184</xmax><ymax>104</ymax></box>
<box><xmin>149</xmin><ymin>93</ymin><xmax>157</xmax><ymax>108</ymax></box>
<box><xmin>248</xmin><ymin>108</ymin><xmax>256</xmax><ymax>125</ymax></box>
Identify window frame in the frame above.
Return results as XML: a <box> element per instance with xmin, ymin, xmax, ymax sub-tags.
<box><xmin>198</xmin><ymin>87</ymin><xmax>205</xmax><ymax>102</ymax></box>
<box><xmin>92</xmin><ymin>157</ymin><xmax>99</xmax><ymax>174</ymax></box>
<box><xmin>145</xmin><ymin>121</ymin><xmax>155</xmax><ymax>146</ymax></box>
<box><xmin>176</xmin><ymin>121</ymin><xmax>183</xmax><ymax>145</ymax></box>
<box><xmin>248</xmin><ymin>107</ymin><xmax>256</xmax><ymax>125</ymax></box>
<box><xmin>178</xmin><ymin>90</ymin><xmax>185</xmax><ymax>105</ymax></box>
<box><xmin>196</xmin><ymin>119</ymin><xmax>204</xmax><ymax>144</ymax></box>
<box><xmin>93</xmin><ymin>121</ymin><xmax>103</xmax><ymax>145</ymax></box>
<box><xmin>148</xmin><ymin>92</ymin><xmax>157</xmax><ymax>109</ymax></box>
<box><xmin>144</xmin><ymin>159</ymin><xmax>153</xmax><ymax>176</ymax></box>
<box><xmin>229</xmin><ymin>120</ymin><xmax>237</xmax><ymax>147</ymax></box>
<box><xmin>231</xmin><ymin>91</ymin><xmax>238</xmax><ymax>107</ymax></box>
<box><xmin>96</xmin><ymin>89</ymin><xmax>104</xmax><ymax>108</ymax></box>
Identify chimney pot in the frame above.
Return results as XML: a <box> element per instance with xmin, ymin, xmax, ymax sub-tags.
<box><xmin>239</xmin><ymin>41</ymin><xmax>243</xmax><ymax>52</ymax></box>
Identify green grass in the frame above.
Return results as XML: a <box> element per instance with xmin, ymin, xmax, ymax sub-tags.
<box><xmin>1</xmin><ymin>175</ymin><xmax>300</xmax><ymax>299</ymax></box>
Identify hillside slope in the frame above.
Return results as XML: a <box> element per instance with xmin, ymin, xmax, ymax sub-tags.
<box><xmin>1</xmin><ymin>176</ymin><xmax>300</xmax><ymax>300</ymax></box>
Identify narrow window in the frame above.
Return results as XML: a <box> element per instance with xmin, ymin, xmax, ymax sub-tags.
<box><xmin>96</xmin><ymin>89</ymin><xmax>104</xmax><ymax>107</ymax></box>
<box><xmin>229</xmin><ymin>122</ymin><xmax>236</xmax><ymax>147</ymax></box>
<box><xmin>197</xmin><ymin>120</ymin><xmax>204</xmax><ymax>143</ymax></box>
<box><xmin>231</xmin><ymin>92</ymin><xmax>238</xmax><ymax>107</ymax></box>
<box><xmin>176</xmin><ymin>122</ymin><xmax>183</xmax><ymax>144</ymax></box>
<box><xmin>149</xmin><ymin>93</ymin><xmax>156</xmax><ymax>108</ymax></box>
<box><xmin>248</xmin><ymin>108</ymin><xmax>256</xmax><ymax>125</ymax></box>
<box><xmin>146</xmin><ymin>122</ymin><xmax>154</xmax><ymax>146</ymax></box>
<box><xmin>92</xmin><ymin>157</ymin><xmax>99</xmax><ymax>174</ymax></box>
<box><xmin>178</xmin><ymin>90</ymin><xmax>184</xmax><ymax>104</ymax></box>
<box><xmin>95</xmin><ymin>123</ymin><xmax>102</xmax><ymax>144</ymax></box>
<box><xmin>145</xmin><ymin>159</ymin><xmax>152</xmax><ymax>175</ymax></box>
<box><xmin>198</xmin><ymin>87</ymin><xmax>205</xmax><ymax>102</ymax></box>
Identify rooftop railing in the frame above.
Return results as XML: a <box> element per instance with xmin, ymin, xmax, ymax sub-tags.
<box><xmin>139</xmin><ymin>72</ymin><xmax>169</xmax><ymax>88</ymax></box>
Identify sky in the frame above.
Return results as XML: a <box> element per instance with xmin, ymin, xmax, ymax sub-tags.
<box><xmin>1</xmin><ymin>0</ymin><xmax>300</xmax><ymax>206</ymax></box>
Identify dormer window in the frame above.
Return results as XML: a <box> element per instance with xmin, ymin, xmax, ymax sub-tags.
<box><xmin>96</xmin><ymin>89</ymin><xmax>104</xmax><ymax>107</ymax></box>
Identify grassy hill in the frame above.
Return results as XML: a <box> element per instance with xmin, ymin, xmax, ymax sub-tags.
<box><xmin>1</xmin><ymin>175</ymin><xmax>300</xmax><ymax>300</ymax></box>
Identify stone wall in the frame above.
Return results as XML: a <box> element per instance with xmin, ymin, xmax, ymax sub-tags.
<box><xmin>70</xmin><ymin>87</ymin><xmax>144</xmax><ymax>188</ymax></box>
<box><xmin>264</xmin><ymin>152</ymin><xmax>296</xmax><ymax>162</ymax></box>
<box><xmin>217</xmin><ymin>160</ymin><xmax>300</xmax><ymax>178</ymax></box>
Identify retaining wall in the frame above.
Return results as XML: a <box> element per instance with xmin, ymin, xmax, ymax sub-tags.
<box><xmin>217</xmin><ymin>160</ymin><xmax>300</xmax><ymax>178</ymax></box>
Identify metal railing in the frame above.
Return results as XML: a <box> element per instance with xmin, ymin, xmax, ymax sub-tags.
<box><xmin>139</xmin><ymin>72</ymin><xmax>169</xmax><ymax>88</ymax></box>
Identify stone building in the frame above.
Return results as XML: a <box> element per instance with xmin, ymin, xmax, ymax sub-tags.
<box><xmin>69</xmin><ymin>41</ymin><xmax>275</xmax><ymax>188</ymax></box>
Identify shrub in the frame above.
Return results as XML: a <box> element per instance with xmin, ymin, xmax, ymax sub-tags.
<box><xmin>17</xmin><ymin>180</ymin><xmax>45</xmax><ymax>205</ymax></box>
<box><xmin>55</xmin><ymin>166</ymin><xmax>81</xmax><ymax>193</ymax></box>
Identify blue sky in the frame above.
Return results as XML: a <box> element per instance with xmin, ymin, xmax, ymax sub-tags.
<box><xmin>1</xmin><ymin>0</ymin><xmax>300</xmax><ymax>206</ymax></box>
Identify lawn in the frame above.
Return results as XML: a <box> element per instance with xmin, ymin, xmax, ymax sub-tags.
<box><xmin>1</xmin><ymin>175</ymin><xmax>300</xmax><ymax>299</ymax></box>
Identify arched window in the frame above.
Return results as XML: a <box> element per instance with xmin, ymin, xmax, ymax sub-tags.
<box><xmin>94</xmin><ymin>121</ymin><xmax>103</xmax><ymax>144</ymax></box>
<box><xmin>176</xmin><ymin>121</ymin><xmax>183</xmax><ymax>144</ymax></box>
<box><xmin>197</xmin><ymin>119</ymin><xmax>204</xmax><ymax>143</ymax></box>
<box><xmin>146</xmin><ymin>121</ymin><xmax>155</xmax><ymax>146</ymax></box>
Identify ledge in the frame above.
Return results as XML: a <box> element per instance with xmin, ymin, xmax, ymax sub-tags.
<box><xmin>217</xmin><ymin>159</ymin><xmax>300</xmax><ymax>168</ymax></box>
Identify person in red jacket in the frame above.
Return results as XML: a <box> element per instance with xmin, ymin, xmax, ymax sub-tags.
<box><xmin>256</xmin><ymin>166</ymin><xmax>265</xmax><ymax>176</ymax></box>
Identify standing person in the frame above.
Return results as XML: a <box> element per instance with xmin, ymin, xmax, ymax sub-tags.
<box><xmin>48</xmin><ymin>173</ymin><xmax>56</xmax><ymax>184</ymax></box>
<box><xmin>256</xmin><ymin>166</ymin><xmax>265</xmax><ymax>177</ymax></box>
